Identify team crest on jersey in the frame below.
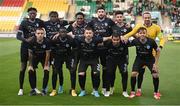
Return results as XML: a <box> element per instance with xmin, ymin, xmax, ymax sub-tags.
<box><xmin>42</xmin><ymin>44</ymin><xmax>46</xmax><ymax>48</ymax></box>
<box><xmin>66</xmin><ymin>44</ymin><xmax>70</xmax><ymax>47</ymax></box>
<box><xmin>104</xmin><ymin>23</ymin><xmax>108</xmax><ymax>26</ymax></box>
<box><xmin>146</xmin><ymin>45</ymin><xmax>150</xmax><ymax>49</ymax></box>
<box><xmin>36</xmin><ymin>23</ymin><xmax>39</xmax><ymax>27</ymax></box>
<box><xmin>124</xmin><ymin>29</ymin><xmax>127</xmax><ymax>32</ymax></box>
<box><xmin>57</xmin><ymin>24</ymin><xmax>60</xmax><ymax>28</ymax></box>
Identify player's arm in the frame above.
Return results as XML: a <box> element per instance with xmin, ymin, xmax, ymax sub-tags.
<box><xmin>103</xmin><ymin>36</ymin><xmax>112</xmax><ymax>41</ymax></box>
<box><xmin>153</xmin><ymin>40</ymin><xmax>160</xmax><ymax>72</ymax></box>
<box><xmin>44</xmin><ymin>50</ymin><xmax>50</xmax><ymax>71</ymax></box>
<box><xmin>16</xmin><ymin>30</ymin><xmax>26</xmax><ymax>42</ymax></box>
<box><xmin>28</xmin><ymin>49</ymin><xmax>34</xmax><ymax>71</ymax></box>
<box><xmin>124</xmin><ymin>24</ymin><xmax>140</xmax><ymax>39</ymax></box>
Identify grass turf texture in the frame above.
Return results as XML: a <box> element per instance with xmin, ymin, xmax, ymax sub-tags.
<box><xmin>0</xmin><ymin>38</ymin><xmax>180</xmax><ymax>105</ymax></box>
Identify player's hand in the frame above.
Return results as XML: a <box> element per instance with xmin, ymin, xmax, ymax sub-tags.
<box><xmin>72</xmin><ymin>21</ymin><xmax>77</xmax><ymax>28</ymax></box>
<box><xmin>152</xmin><ymin>64</ymin><xmax>158</xmax><ymax>73</ymax></box>
<box><xmin>125</xmin><ymin>23</ymin><xmax>131</xmax><ymax>28</ymax></box>
<box><xmin>121</xmin><ymin>36</ymin><xmax>128</xmax><ymax>43</ymax></box>
<box><xmin>157</xmin><ymin>46</ymin><xmax>163</xmax><ymax>52</ymax></box>
<box><xmin>44</xmin><ymin>65</ymin><xmax>49</xmax><ymax>71</ymax></box>
<box><xmin>28</xmin><ymin>66</ymin><xmax>34</xmax><ymax>71</ymax></box>
<box><xmin>97</xmin><ymin>42</ymin><xmax>104</xmax><ymax>46</ymax></box>
<box><xmin>52</xmin><ymin>33</ymin><xmax>60</xmax><ymax>40</ymax></box>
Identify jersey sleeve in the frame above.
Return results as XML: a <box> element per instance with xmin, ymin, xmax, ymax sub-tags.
<box><xmin>16</xmin><ymin>21</ymin><xmax>26</xmax><ymax>41</ymax></box>
<box><xmin>66</xmin><ymin>24</ymin><xmax>73</xmax><ymax>33</ymax></box>
<box><xmin>38</xmin><ymin>19</ymin><xmax>45</xmax><ymax>28</ymax></box>
<box><xmin>152</xmin><ymin>39</ymin><xmax>158</xmax><ymax>51</ymax></box>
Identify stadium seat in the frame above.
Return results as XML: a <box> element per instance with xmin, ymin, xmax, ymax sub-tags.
<box><xmin>30</xmin><ymin>0</ymin><xmax>69</xmax><ymax>14</ymax></box>
<box><xmin>0</xmin><ymin>0</ymin><xmax>26</xmax><ymax>32</ymax></box>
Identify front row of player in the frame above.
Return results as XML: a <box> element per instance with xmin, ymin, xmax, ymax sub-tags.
<box><xmin>26</xmin><ymin>26</ymin><xmax>161</xmax><ymax>99</ymax></box>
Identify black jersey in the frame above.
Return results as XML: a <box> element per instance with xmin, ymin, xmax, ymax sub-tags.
<box><xmin>105</xmin><ymin>40</ymin><xmax>129</xmax><ymax>58</ymax></box>
<box><xmin>52</xmin><ymin>35</ymin><xmax>74</xmax><ymax>56</ymax></box>
<box><xmin>113</xmin><ymin>23</ymin><xmax>132</xmax><ymax>36</ymax></box>
<box><xmin>88</xmin><ymin>17</ymin><xmax>115</xmax><ymax>37</ymax></box>
<box><xmin>130</xmin><ymin>37</ymin><xmax>158</xmax><ymax>59</ymax></box>
<box><xmin>45</xmin><ymin>20</ymin><xmax>69</xmax><ymax>39</ymax></box>
<box><xmin>17</xmin><ymin>18</ymin><xmax>45</xmax><ymax>47</ymax></box>
<box><xmin>28</xmin><ymin>37</ymin><xmax>50</xmax><ymax>57</ymax></box>
<box><xmin>75</xmin><ymin>36</ymin><xmax>103</xmax><ymax>60</ymax></box>
<box><xmin>67</xmin><ymin>22</ymin><xmax>88</xmax><ymax>37</ymax></box>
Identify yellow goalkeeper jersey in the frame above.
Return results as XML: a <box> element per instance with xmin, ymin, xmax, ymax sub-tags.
<box><xmin>124</xmin><ymin>23</ymin><xmax>165</xmax><ymax>47</ymax></box>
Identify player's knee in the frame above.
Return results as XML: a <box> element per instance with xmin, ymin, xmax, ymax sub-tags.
<box><xmin>78</xmin><ymin>72</ymin><xmax>85</xmax><ymax>76</ymax></box>
<box><xmin>152</xmin><ymin>73</ymin><xmax>159</xmax><ymax>78</ymax></box>
<box><xmin>131</xmin><ymin>72</ymin><xmax>138</xmax><ymax>77</ymax></box>
<box><xmin>28</xmin><ymin>69</ymin><xmax>33</xmax><ymax>73</ymax></box>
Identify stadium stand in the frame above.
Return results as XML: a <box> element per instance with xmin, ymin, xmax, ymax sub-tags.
<box><xmin>0</xmin><ymin>0</ymin><xmax>69</xmax><ymax>32</ymax></box>
<box><xmin>75</xmin><ymin>0</ymin><xmax>113</xmax><ymax>18</ymax></box>
<box><xmin>0</xmin><ymin>0</ymin><xmax>26</xmax><ymax>32</ymax></box>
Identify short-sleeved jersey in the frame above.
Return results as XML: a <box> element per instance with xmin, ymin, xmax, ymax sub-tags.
<box><xmin>124</xmin><ymin>23</ymin><xmax>165</xmax><ymax>47</ymax></box>
<box><xmin>45</xmin><ymin>20</ymin><xmax>69</xmax><ymax>39</ymax></box>
<box><xmin>130</xmin><ymin>37</ymin><xmax>158</xmax><ymax>59</ymax></box>
<box><xmin>105</xmin><ymin>40</ymin><xmax>129</xmax><ymax>58</ymax></box>
<box><xmin>17</xmin><ymin>18</ymin><xmax>45</xmax><ymax>47</ymax></box>
<box><xmin>67</xmin><ymin>22</ymin><xmax>88</xmax><ymax>37</ymax></box>
<box><xmin>28</xmin><ymin>37</ymin><xmax>50</xmax><ymax>57</ymax></box>
<box><xmin>75</xmin><ymin>36</ymin><xmax>103</xmax><ymax>60</ymax></box>
<box><xmin>51</xmin><ymin>35</ymin><xmax>74</xmax><ymax>56</ymax></box>
<box><xmin>88</xmin><ymin>17</ymin><xmax>115</xmax><ymax>37</ymax></box>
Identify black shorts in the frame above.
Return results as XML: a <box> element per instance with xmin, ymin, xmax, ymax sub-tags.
<box><xmin>54</xmin><ymin>54</ymin><xmax>72</xmax><ymax>71</ymax></box>
<box><xmin>132</xmin><ymin>56</ymin><xmax>156</xmax><ymax>73</ymax></box>
<box><xmin>32</xmin><ymin>55</ymin><xmax>46</xmax><ymax>69</ymax></box>
<box><xmin>106</xmin><ymin>56</ymin><xmax>128</xmax><ymax>73</ymax></box>
<box><xmin>20</xmin><ymin>45</ymin><xmax>28</xmax><ymax>63</ymax></box>
<box><xmin>78</xmin><ymin>58</ymin><xmax>100</xmax><ymax>73</ymax></box>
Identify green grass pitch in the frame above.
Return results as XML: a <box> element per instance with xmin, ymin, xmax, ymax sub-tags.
<box><xmin>0</xmin><ymin>38</ymin><xmax>180</xmax><ymax>105</ymax></box>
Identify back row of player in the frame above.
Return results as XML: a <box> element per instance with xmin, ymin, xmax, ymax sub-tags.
<box><xmin>17</xmin><ymin>7</ymin><xmax>165</xmax><ymax>99</ymax></box>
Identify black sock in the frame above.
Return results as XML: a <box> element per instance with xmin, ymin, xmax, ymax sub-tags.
<box><xmin>92</xmin><ymin>73</ymin><xmax>100</xmax><ymax>91</ymax></box>
<box><xmin>102</xmin><ymin>68</ymin><xmax>107</xmax><ymax>88</ymax></box>
<box><xmin>131</xmin><ymin>76</ymin><xmax>136</xmax><ymax>92</ymax></box>
<box><xmin>121</xmin><ymin>72</ymin><xmax>128</xmax><ymax>91</ymax></box>
<box><xmin>19</xmin><ymin>70</ymin><xmax>26</xmax><ymax>89</ymax></box>
<box><xmin>19</xmin><ymin>63</ymin><xmax>27</xmax><ymax>89</ymax></box>
<box><xmin>70</xmin><ymin>70</ymin><xmax>76</xmax><ymax>89</ymax></box>
<box><xmin>106</xmin><ymin>71</ymin><xmax>111</xmax><ymax>91</ymax></box>
<box><xmin>28</xmin><ymin>70</ymin><xmax>36</xmax><ymax>89</ymax></box>
<box><xmin>42</xmin><ymin>70</ymin><xmax>49</xmax><ymax>90</ymax></box>
<box><xmin>110</xmin><ymin>70</ymin><xmax>115</xmax><ymax>88</ymax></box>
<box><xmin>153</xmin><ymin>77</ymin><xmax>159</xmax><ymax>93</ymax></box>
<box><xmin>78</xmin><ymin>74</ymin><xmax>86</xmax><ymax>90</ymax></box>
<box><xmin>58</xmin><ymin>69</ymin><xmax>63</xmax><ymax>86</ymax></box>
<box><xmin>52</xmin><ymin>70</ymin><xmax>58</xmax><ymax>89</ymax></box>
<box><xmin>137</xmin><ymin>68</ymin><xmax>145</xmax><ymax>89</ymax></box>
